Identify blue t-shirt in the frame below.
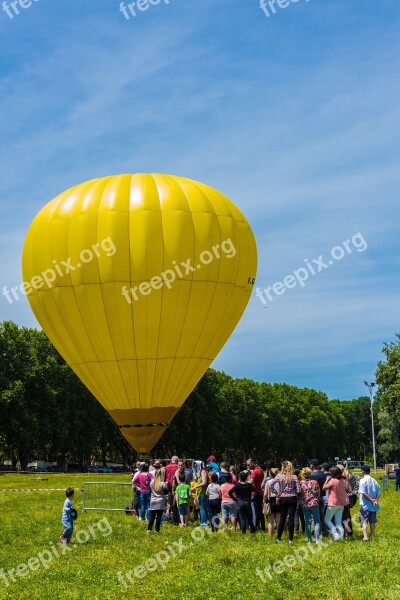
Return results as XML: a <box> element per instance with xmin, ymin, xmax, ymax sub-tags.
<box><xmin>62</xmin><ymin>498</ymin><xmax>73</xmax><ymax>524</ymax></box>
<box><xmin>208</xmin><ymin>461</ymin><xmax>219</xmax><ymax>474</ymax></box>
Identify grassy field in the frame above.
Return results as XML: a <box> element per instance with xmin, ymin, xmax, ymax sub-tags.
<box><xmin>0</xmin><ymin>473</ymin><xmax>399</xmax><ymax>600</ymax></box>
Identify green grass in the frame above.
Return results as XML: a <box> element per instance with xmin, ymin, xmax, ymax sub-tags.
<box><xmin>0</xmin><ymin>473</ymin><xmax>399</xmax><ymax>600</ymax></box>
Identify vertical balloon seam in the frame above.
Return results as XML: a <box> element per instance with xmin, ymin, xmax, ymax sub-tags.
<box><xmin>44</xmin><ymin>191</ymin><xmax>97</xmax><ymax>369</ymax></box>
<box><xmin>150</xmin><ymin>174</ymin><xmax>192</xmax><ymax>413</ymax></box>
<box><xmin>127</xmin><ymin>174</ymin><xmax>145</xmax><ymax>416</ymax></box>
<box><xmin>164</xmin><ymin>178</ymin><xmax>223</xmax><ymax>409</ymax></box>
<box><xmin>101</xmin><ymin>175</ymin><xmax>133</xmax><ymax>412</ymax></box>
<box><xmin>168</xmin><ymin>183</ymin><xmax>233</xmax><ymax>408</ymax></box>
<box><xmin>111</xmin><ymin>174</ymin><xmax>138</xmax><ymax>410</ymax></box>
<box><xmin>68</xmin><ymin>178</ymin><xmax>124</xmax><ymax>411</ymax></box>
<box><xmin>156</xmin><ymin>175</ymin><xmax>198</xmax><ymax>411</ymax></box>
<box><xmin>189</xmin><ymin>181</ymin><xmax>241</xmax><ymax>357</ymax></box>
<box><xmin>146</xmin><ymin>174</ymin><xmax>165</xmax><ymax>423</ymax></box>
<box><xmin>123</xmin><ymin>174</ymin><xmax>140</xmax><ymax>417</ymax></box>
<box><xmin>127</xmin><ymin>174</ymin><xmax>142</xmax><ymax>417</ymax></box>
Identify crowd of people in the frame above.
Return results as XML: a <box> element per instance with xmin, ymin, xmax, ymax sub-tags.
<box><xmin>130</xmin><ymin>455</ymin><xmax>382</xmax><ymax>542</ymax></box>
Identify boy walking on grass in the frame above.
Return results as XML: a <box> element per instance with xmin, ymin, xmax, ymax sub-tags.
<box><xmin>175</xmin><ymin>474</ymin><xmax>191</xmax><ymax>527</ymax></box>
<box><xmin>60</xmin><ymin>487</ymin><xmax>75</xmax><ymax>543</ymax></box>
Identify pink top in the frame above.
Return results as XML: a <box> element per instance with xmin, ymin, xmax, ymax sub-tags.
<box><xmin>133</xmin><ymin>472</ymin><xmax>154</xmax><ymax>493</ymax></box>
<box><xmin>326</xmin><ymin>478</ymin><xmax>347</xmax><ymax>506</ymax></box>
<box><xmin>221</xmin><ymin>482</ymin><xmax>235</xmax><ymax>503</ymax></box>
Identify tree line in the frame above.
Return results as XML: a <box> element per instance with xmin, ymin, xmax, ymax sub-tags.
<box><xmin>0</xmin><ymin>321</ymin><xmax>398</xmax><ymax>469</ymax></box>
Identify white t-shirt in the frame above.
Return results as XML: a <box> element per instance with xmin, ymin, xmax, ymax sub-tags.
<box><xmin>207</xmin><ymin>483</ymin><xmax>221</xmax><ymax>500</ymax></box>
<box><xmin>359</xmin><ymin>475</ymin><xmax>380</xmax><ymax>511</ymax></box>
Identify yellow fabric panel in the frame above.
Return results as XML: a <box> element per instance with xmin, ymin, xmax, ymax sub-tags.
<box><xmin>22</xmin><ymin>173</ymin><xmax>258</xmax><ymax>452</ymax></box>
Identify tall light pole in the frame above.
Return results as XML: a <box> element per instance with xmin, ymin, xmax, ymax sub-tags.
<box><xmin>364</xmin><ymin>381</ymin><xmax>377</xmax><ymax>473</ymax></box>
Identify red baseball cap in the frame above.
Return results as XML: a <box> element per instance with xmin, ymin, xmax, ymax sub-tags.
<box><xmin>207</xmin><ymin>455</ymin><xmax>216</xmax><ymax>462</ymax></box>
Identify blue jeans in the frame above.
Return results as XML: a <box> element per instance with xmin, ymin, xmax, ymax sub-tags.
<box><xmin>304</xmin><ymin>505</ymin><xmax>320</xmax><ymax>541</ymax></box>
<box><xmin>140</xmin><ymin>491</ymin><xmax>151</xmax><ymax>521</ymax></box>
<box><xmin>62</xmin><ymin>522</ymin><xmax>73</xmax><ymax>542</ymax></box>
<box><xmin>199</xmin><ymin>495</ymin><xmax>210</xmax><ymax>526</ymax></box>
<box><xmin>325</xmin><ymin>505</ymin><xmax>344</xmax><ymax>539</ymax></box>
<box><xmin>396</xmin><ymin>478</ymin><xmax>400</xmax><ymax>491</ymax></box>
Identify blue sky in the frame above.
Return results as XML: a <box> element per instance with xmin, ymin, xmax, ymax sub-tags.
<box><xmin>0</xmin><ymin>0</ymin><xmax>399</xmax><ymax>399</ymax></box>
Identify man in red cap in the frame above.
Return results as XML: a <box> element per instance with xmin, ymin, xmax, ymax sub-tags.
<box><xmin>207</xmin><ymin>455</ymin><xmax>219</xmax><ymax>474</ymax></box>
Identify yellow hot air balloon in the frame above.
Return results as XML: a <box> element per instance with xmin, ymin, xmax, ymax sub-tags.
<box><xmin>22</xmin><ymin>174</ymin><xmax>257</xmax><ymax>452</ymax></box>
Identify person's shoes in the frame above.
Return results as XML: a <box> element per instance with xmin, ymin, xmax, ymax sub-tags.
<box><xmin>146</xmin><ymin>530</ymin><xmax>151</xmax><ymax>534</ymax></box>
<box><xmin>60</xmin><ymin>536</ymin><xmax>67</xmax><ymax>543</ymax></box>
<box><xmin>288</xmin><ymin>540</ymin><xmax>294</xmax><ymax>544</ymax></box>
<box><xmin>332</xmin><ymin>534</ymin><xmax>340</xmax><ymax>542</ymax></box>
<box><xmin>275</xmin><ymin>539</ymin><xmax>281</xmax><ymax>543</ymax></box>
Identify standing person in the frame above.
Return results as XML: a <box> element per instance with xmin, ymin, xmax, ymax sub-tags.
<box><xmin>133</xmin><ymin>463</ymin><xmax>154</xmax><ymax>522</ymax></box>
<box><xmin>164</xmin><ymin>456</ymin><xmax>179</xmax><ymax>519</ymax></box>
<box><xmin>192</xmin><ymin>461</ymin><xmax>210</xmax><ymax>527</ymax></box>
<box><xmin>207</xmin><ymin>472</ymin><xmax>222</xmax><ymax>531</ymax></box>
<box><xmin>228</xmin><ymin>471</ymin><xmax>260</xmax><ymax>534</ymax></box>
<box><xmin>271</xmin><ymin>461</ymin><xmax>301</xmax><ymax>543</ymax></box>
<box><xmin>60</xmin><ymin>487</ymin><xmax>75</xmax><ymax>543</ymax></box>
<box><xmin>263</xmin><ymin>468</ymin><xmax>281</xmax><ymax>537</ymax></box>
<box><xmin>395</xmin><ymin>464</ymin><xmax>400</xmax><ymax>492</ymax></box>
<box><xmin>359</xmin><ymin>465</ymin><xmax>381</xmax><ymax>541</ymax></box>
<box><xmin>174</xmin><ymin>459</ymin><xmax>186</xmax><ymax>486</ymax></box>
<box><xmin>147</xmin><ymin>461</ymin><xmax>167</xmax><ymax>533</ymax></box>
<box><xmin>309</xmin><ymin>459</ymin><xmax>328</xmax><ymax>536</ymax></box>
<box><xmin>207</xmin><ymin>455</ymin><xmax>219</xmax><ymax>474</ymax></box>
<box><xmin>230</xmin><ymin>465</ymin><xmax>238</xmax><ymax>485</ymax></box>
<box><xmin>185</xmin><ymin>460</ymin><xmax>194</xmax><ymax>485</ymax></box>
<box><xmin>300</xmin><ymin>468</ymin><xmax>321</xmax><ymax>543</ymax></box>
<box><xmin>341</xmin><ymin>465</ymin><xmax>360</xmax><ymax>538</ymax></box>
<box><xmin>247</xmin><ymin>458</ymin><xmax>266</xmax><ymax>533</ymax></box>
<box><xmin>217</xmin><ymin>462</ymin><xmax>230</xmax><ymax>486</ymax></box>
<box><xmin>175</xmin><ymin>474</ymin><xmax>191</xmax><ymax>527</ymax></box>
<box><xmin>294</xmin><ymin>468</ymin><xmax>305</xmax><ymax>535</ymax></box>
<box><xmin>323</xmin><ymin>466</ymin><xmax>349</xmax><ymax>541</ymax></box>
<box><xmin>220</xmin><ymin>473</ymin><xmax>237</xmax><ymax>530</ymax></box>
<box><xmin>131</xmin><ymin>463</ymin><xmax>141</xmax><ymax>517</ymax></box>
<box><xmin>320</xmin><ymin>463</ymin><xmax>331</xmax><ymax>480</ymax></box>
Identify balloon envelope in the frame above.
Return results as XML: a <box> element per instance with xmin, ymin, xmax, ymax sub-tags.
<box><xmin>22</xmin><ymin>174</ymin><xmax>257</xmax><ymax>452</ymax></box>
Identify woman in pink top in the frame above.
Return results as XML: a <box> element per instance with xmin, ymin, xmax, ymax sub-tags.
<box><xmin>220</xmin><ymin>473</ymin><xmax>237</xmax><ymax>530</ymax></box>
<box><xmin>323</xmin><ymin>466</ymin><xmax>350</xmax><ymax>541</ymax></box>
<box><xmin>133</xmin><ymin>463</ymin><xmax>154</xmax><ymax>522</ymax></box>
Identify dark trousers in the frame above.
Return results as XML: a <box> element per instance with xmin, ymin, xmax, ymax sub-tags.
<box><xmin>238</xmin><ymin>501</ymin><xmax>256</xmax><ymax>534</ymax></box>
<box><xmin>133</xmin><ymin>489</ymin><xmax>140</xmax><ymax>514</ymax></box>
<box><xmin>319</xmin><ymin>499</ymin><xmax>328</xmax><ymax>535</ymax></box>
<box><xmin>294</xmin><ymin>496</ymin><xmax>305</xmax><ymax>533</ymax></box>
<box><xmin>209</xmin><ymin>498</ymin><xmax>221</xmax><ymax>531</ymax></box>
<box><xmin>148</xmin><ymin>510</ymin><xmax>163</xmax><ymax>532</ymax></box>
<box><xmin>252</xmin><ymin>495</ymin><xmax>266</xmax><ymax>532</ymax></box>
<box><xmin>342</xmin><ymin>505</ymin><xmax>353</xmax><ymax>536</ymax></box>
<box><xmin>277</xmin><ymin>496</ymin><xmax>297</xmax><ymax>541</ymax></box>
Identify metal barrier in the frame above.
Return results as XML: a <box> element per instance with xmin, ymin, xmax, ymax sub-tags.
<box><xmin>81</xmin><ymin>481</ymin><xmax>132</xmax><ymax>512</ymax></box>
